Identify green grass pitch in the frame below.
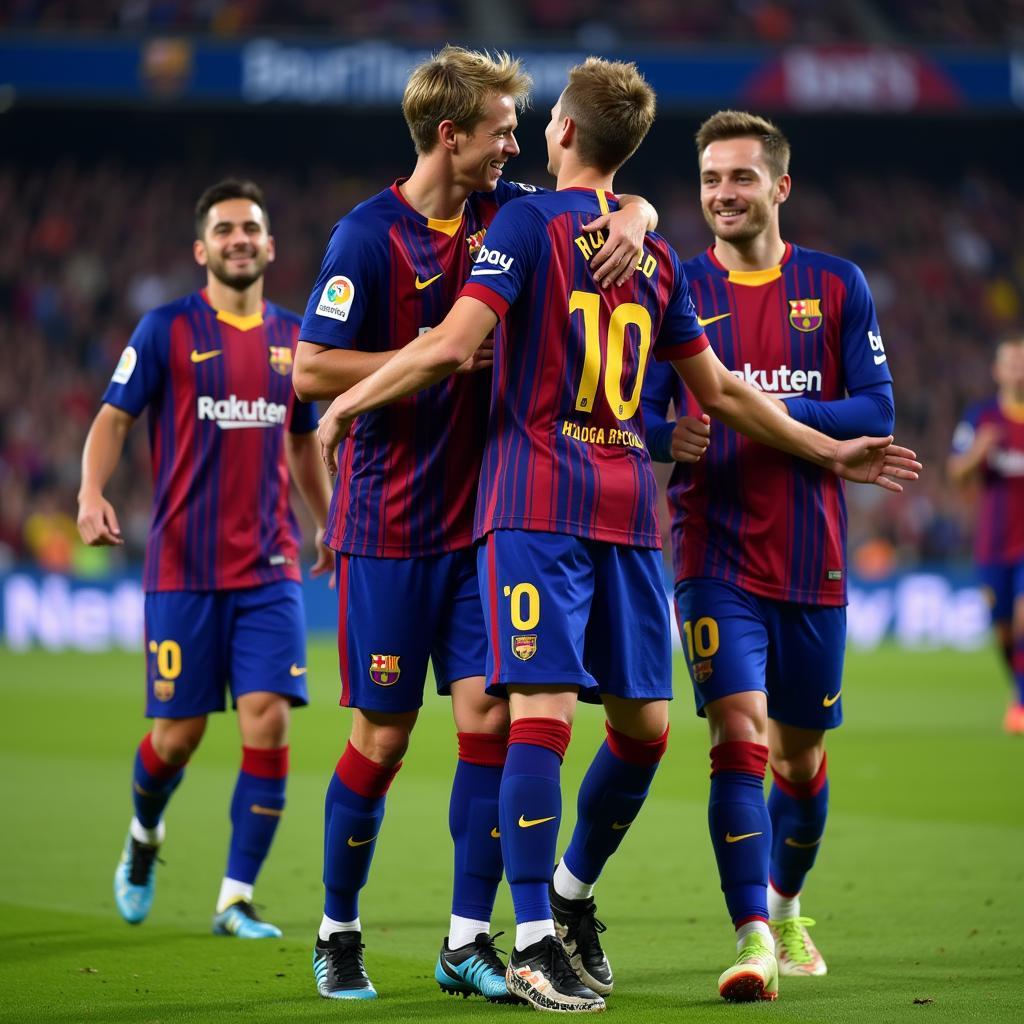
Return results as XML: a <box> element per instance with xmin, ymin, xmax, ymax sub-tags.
<box><xmin>1</xmin><ymin>642</ymin><xmax>1021</xmax><ymax>1023</ymax></box>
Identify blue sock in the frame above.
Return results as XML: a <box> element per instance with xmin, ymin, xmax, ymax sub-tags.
<box><xmin>708</xmin><ymin>742</ymin><xmax>771</xmax><ymax>925</ymax></box>
<box><xmin>500</xmin><ymin>719</ymin><xmax>571</xmax><ymax>926</ymax></box>
<box><xmin>225</xmin><ymin>746</ymin><xmax>288</xmax><ymax>885</ymax></box>
<box><xmin>768</xmin><ymin>756</ymin><xmax>829</xmax><ymax>899</ymax></box>
<box><xmin>562</xmin><ymin>726</ymin><xmax>666</xmax><ymax>885</ymax></box>
<box><xmin>450</xmin><ymin>733</ymin><xmax>505</xmax><ymax>924</ymax></box>
<box><xmin>132</xmin><ymin>732</ymin><xmax>185</xmax><ymax>830</ymax></box>
<box><xmin>323</xmin><ymin>743</ymin><xmax>400</xmax><ymax>923</ymax></box>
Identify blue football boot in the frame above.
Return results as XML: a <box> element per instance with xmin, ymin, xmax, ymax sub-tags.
<box><xmin>435</xmin><ymin>931</ymin><xmax>519</xmax><ymax>1002</ymax></box>
<box><xmin>212</xmin><ymin>900</ymin><xmax>283</xmax><ymax>939</ymax></box>
<box><xmin>113</xmin><ymin>832</ymin><xmax>160</xmax><ymax>925</ymax></box>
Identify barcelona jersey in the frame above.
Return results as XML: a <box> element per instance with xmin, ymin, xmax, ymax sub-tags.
<box><xmin>460</xmin><ymin>187</ymin><xmax>706</xmax><ymax>549</ymax></box>
<box><xmin>644</xmin><ymin>243</ymin><xmax>892</xmax><ymax>605</ymax></box>
<box><xmin>102</xmin><ymin>290</ymin><xmax>317</xmax><ymax>593</ymax></box>
<box><xmin>300</xmin><ymin>178</ymin><xmax>540</xmax><ymax>558</ymax></box>
<box><xmin>951</xmin><ymin>398</ymin><xmax>1024</xmax><ymax>566</ymax></box>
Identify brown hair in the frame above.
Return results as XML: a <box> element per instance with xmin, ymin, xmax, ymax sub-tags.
<box><xmin>695</xmin><ymin>110</ymin><xmax>791</xmax><ymax>179</ymax></box>
<box><xmin>559</xmin><ymin>57</ymin><xmax>656</xmax><ymax>174</ymax></box>
<box><xmin>402</xmin><ymin>45</ymin><xmax>532</xmax><ymax>154</ymax></box>
<box><xmin>194</xmin><ymin>179</ymin><xmax>268</xmax><ymax>238</ymax></box>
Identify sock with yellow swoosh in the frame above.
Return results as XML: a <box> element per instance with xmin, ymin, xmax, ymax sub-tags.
<box><xmin>132</xmin><ymin>731</ymin><xmax>187</xmax><ymax>830</ymax></box>
<box><xmin>500</xmin><ymin>718</ymin><xmax>571</xmax><ymax>941</ymax></box>
<box><xmin>708</xmin><ymin>741</ymin><xmax>771</xmax><ymax>927</ymax></box>
<box><xmin>224</xmin><ymin>746</ymin><xmax>289</xmax><ymax>891</ymax></box>
<box><xmin>323</xmin><ymin>742</ymin><xmax>401</xmax><ymax>924</ymax></box>
<box><xmin>449</xmin><ymin>732</ymin><xmax>506</xmax><ymax>943</ymax></box>
<box><xmin>559</xmin><ymin>723</ymin><xmax>668</xmax><ymax>892</ymax></box>
<box><xmin>767</xmin><ymin>753</ymin><xmax>828</xmax><ymax>905</ymax></box>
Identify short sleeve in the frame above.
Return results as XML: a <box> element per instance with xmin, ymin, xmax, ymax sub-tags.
<box><xmin>459</xmin><ymin>201</ymin><xmax>545</xmax><ymax>318</ymax></box>
<box><xmin>654</xmin><ymin>246</ymin><xmax>707</xmax><ymax>362</ymax></box>
<box><xmin>951</xmin><ymin>406</ymin><xmax>980</xmax><ymax>455</ymax></box>
<box><xmin>101</xmin><ymin>311</ymin><xmax>168</xmax><ymax>416</ymax></box>
<box><xmin>299</xmin><ymin>218</ymin><xmax>383</xmax><ymax>349</ymax></box>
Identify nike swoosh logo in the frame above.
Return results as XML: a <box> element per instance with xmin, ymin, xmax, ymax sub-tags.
<box><xmin>490</xmin><ymin>827</ymin><xmax>501</xmax><ymax>839</ymax></box>
<box><xmin>724</xmin><ymin>831</ymin><xmax>763</xmax><ymax>843</ymax></box>
<box><xmin>250</xmin><ymin>804</ymin><xmax>284</xmax><ymax>817</ymax></box>
<box><xmin>822</xmin><ymin>691</ymin><xmax>841</xmax><ymax>707</ymax></box>
<box><xmin>414</xmin><ymin>273</ymin><xmax>443</xmax><ymax>290</ymax></box>
<box><xmin>785</xmin><ymin>836</ymin><xmax>823</xmax><ymax>849</ymax></box>
<box><xmin>190</xmin><ymin>349</ymin><xmax>222</xmax><ymax>363</ymax></box>
<box><xmin>873</xmin><ymin>353</ymin><xmax>887</xmax><ymax>365</ymax></box>
<box><xmin>290</xmin><ymin>664</ymin><xmax>307</xmax><ymax>677</ymax></box>
<box><xmin>518</xmin><ymin>814</ymin><xmax>556</xmax><ymax>829</ymax></box>
<box><xmin>611</xmin><ymin>821</ymin><xmax>633</xmax><ymax>831</ymax></box>
<box><xmin>696</xmin><ymin>313</ymin><xmax>731</xmax><ymax>328</ymax></box>
<box><xmin>347</xmin><ymin>835</ymin><xmax>377</xmax><ymax>847</ymax></box>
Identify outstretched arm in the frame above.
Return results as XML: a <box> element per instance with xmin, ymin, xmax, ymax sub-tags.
<box><xmin>673</xmin><ymin>348</ymin><xmax>921</xmax><ymax>491</ymax></box>
<box><xmin>77</xmin><ymin>403</ymin><xmax>135</xmax><ymax>545</ymax></box>
<box><xmin>318</xmin><ymin>296</ymin><xmax>498</xmax><ymax>471</ymax></box>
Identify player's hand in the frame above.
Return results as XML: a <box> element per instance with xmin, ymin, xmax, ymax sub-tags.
<box><xmin>318</xmin><ymin>406</ymin><xmax>353</xmax><ymax>475</ymax></box>
<box><xmin>310</xmin><ymin>526</ymin><xmax>336</xmax><ymax>587</ymax></box>
<box><xmin>582</xmin><ymin>203</ymin><xmax>648</xmax><ymax>289</ymax></box>
<box><xmin>670</xmin><ymin>413</ymin><xmax>711</xmax><ymax>463</ymax></box>
<box><xmin>76</xmin><ymin>493</ymin><xmax>124</xmax><ymax>546</ymax></box>
<box><xmin>829</xmin><ymin>436</ymin><xmax>922</xmax><ymax>492</ymax></box>
<box><xmin>456</xmin><ymin>335</ymin><xmax>494</xmax><ymax>374</ymax></box>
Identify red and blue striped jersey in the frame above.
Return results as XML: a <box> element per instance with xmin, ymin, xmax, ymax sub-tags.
<box><xmin>300</xmin><ymin>179</ymin><xmax>540</xmax><ymax>558</ymax></box>
<box><xmin>460</xmin><ymin>188</ymin><xmax>706</xmax><ymax>549</ymax></box>
<box><xmin>951</xmin><ymin>398</ymin><xmax>1024</xmax><ymax>565</ymax></box>
<box><xmin>643</xmin><ymin>243</ymin><xmax>892</xmax><ymax>605</ymax></box>
<box><xmin>102</xmin><ymin>290</ymin><xmax>317</xmax><ymax>593</ymax></box>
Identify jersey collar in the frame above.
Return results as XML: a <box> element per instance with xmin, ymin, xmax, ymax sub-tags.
<box><xmin>707</xmin><ymin>242</ymin><xmax>792</xmax><ymax>286</ymax></box>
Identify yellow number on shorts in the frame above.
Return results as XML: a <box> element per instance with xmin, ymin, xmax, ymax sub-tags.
<box><xmin>153</xmin><ymin>639</ymin><xmax>182</xmax><ymax>679</ymax></box>
<box><xmin>504</xmin><ymin>583</ymin><xmax>541</xmax><ymax>631</ymax></box>
<box><xmin>569</xmin><ymin>290</ymin><xmax>653</xmax><ymax>420</ymax></box>
<box><xmin>682</xmin><ymin>617</ymin><xmax>720</xmax><ymax>660</ymax></box>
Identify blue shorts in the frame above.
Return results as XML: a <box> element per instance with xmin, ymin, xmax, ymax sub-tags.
<box><xmin>674</xmin><ymin>578</ymin><xmax>845</xmax><ymax>731</ymax></box>
<box><xmin>978</xmin><ymin>561</ymin><xmax>1024</xmax><ymax>624</ymax></box>
<box><xmin>478</xmin><ymin>530</ymin><xmax>672</xmax><ymax>704</ymax></box>
<box><xmin>143</xmin><ymin>580</ymin><xmax>308</xmax><ymax>718</ymax></box>
<box><xmin>336</xmin><ymin>549</ymin><xmax>488</xmax><ymax>713</ymax></box>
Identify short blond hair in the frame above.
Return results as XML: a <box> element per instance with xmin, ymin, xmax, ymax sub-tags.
<box><xmin>402</xmin><ymin>45</ymin><xmax>532</xmax><ymax>154</ymax></box>
<box><xmin>695</xmin><ymin>110</ymin><xmax>791</xmax><ymax>179</ymax></box>
<box><xmin>559</xmin><ymin>57</ymin><xmax>656</xmax><ymax>174</ymax></box>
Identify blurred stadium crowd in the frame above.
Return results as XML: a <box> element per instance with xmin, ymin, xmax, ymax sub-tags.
<box><xmin>1</xmin><ymin>156</ymin><xmax>1019</xmax><ymax>575</ymax></box>
<box><xmin>0</xmin><ymin>0</ymin><xmax>1018</xmax><ymax>45</ymax></box>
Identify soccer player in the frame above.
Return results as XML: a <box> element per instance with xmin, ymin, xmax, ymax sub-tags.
<box><xmin>292</xmin><ymin>46</ymin><xmax>658</xmax><ymax>1002</ymax></box>
<box><xmin>949</xmin><ymin>336</ymin><xmax>1024</xmax><ymax>734</ymax></box>
<box><xmin>642</xmin><ymin>109</ymin><xmax>900</xmax><ymax>997</ymax></box>
<box><xmin>77</xmin><ymin>179</ymin><xmax>332</xmax><ymax>939</ymax></box>
<box><xmin>317</xmin><ymin>63</ymin><xmax>919</xmax><ymax>1012</ymax></box>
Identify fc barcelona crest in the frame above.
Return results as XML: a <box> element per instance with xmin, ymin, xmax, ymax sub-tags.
<box><xmin>466</xmin><ymin>228</ymin><xmax>487</xmax><ymax>260</ymax></box>
<box><xmin>789</xmin><ymin>299</ymin><xmax>823</xmax><ymax>333</ymax></box>
<box><xmin>512</xmin><ymin>634</ymin><xmax>537</xmax><ymax>661</ymax></box>
<box><xmin>369</xmin><ymin>654</ymin><xmax>401</xmax><ymax>686</ymax></box>
<box><xmin>691</xmin><ymin>659</ymin><xmax>713</xmax><ymax>684</ymax></box>
<box><xmin>269</xmin><ymin>345</ymin><xmax>293</xmax><ymax>375</ymax></box>
<box><xmin>153</xmin><ymin>679</ymin><xmax>175</xmax><ymax>702</ymax></box>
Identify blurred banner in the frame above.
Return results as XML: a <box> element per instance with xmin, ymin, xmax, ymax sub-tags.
<box><xmin>1</xmin><ymin>37</ymin><xmax>1020</xmax><ymax>110</ymax></box>
<box><xmin>0</xmin><ymin>568</ymin><xmax>991</xmax><ymax>653</ymax></box>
